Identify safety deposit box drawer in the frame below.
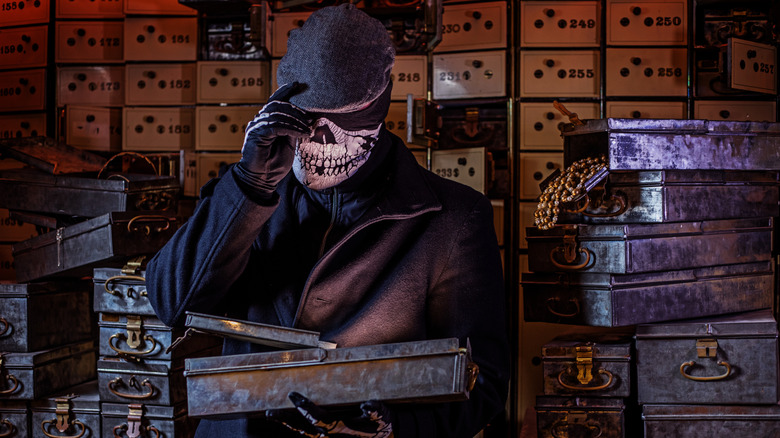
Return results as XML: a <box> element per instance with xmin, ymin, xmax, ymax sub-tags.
<box><xmin>269</xmin><ymin>11</ymin><xmax>311</xmax><ymax>57</ymax></box>
<box><xmin>643</xmin><ymin>404</ymin><xmax>780</xmax><ymax>437</ymax></box>
<box><xmin>0</xmin><ymin>341</ymin><xmax>96</xmax><ymax>401</ymax></box>
<box><xmin>522</xmin><ymin>261</ymin><xmax>774</xmax><ymax>327</ymax></box>
<box><xmin>124</xmin><ymin>17</ymin><xmax>197</xmax><ymax>61</ymax></box>
<box><xmin>562</xmin><ymin>118</ymin><xmax>780</xmax><ymax>170</ymax></box>
<box><xmin>0</xmin><ymin>401</ymin><xmax>28</xmax><ymax>438</ymax></box>
<box><xmin>101</xmin><ymin>402</ymin><xmax>196</xmax><ymax>438</ymax></box>
<box><xmin>0</xmin><ymin>281</ymin><xmax>91</xmax><ymax>353</ymax></box>
<box><xmin>31</xmin><ymin>381</ymin><xmax>101</xmax><ymax>438</ymax></box>
<box><xmin>520</xmin><ymin>1</ymin><xmax>600</xmax><ymax>48</ymax></box>
<box><xmin>196</xmin><ymin>105</ymin><xmax>255</xmax><ymax>151</ymax></box>
<box><xmin>435</xmin><ymin>1</ymin><xmax>506</xmax><ymax>52</ymax></box>
<box><xmin>194</xmin><ymin>152</ymin><xmax>240</xmax><ymax>191</ymax></box>
<box><xmin>606</xmin><ymin>101</ymin><xmax>686</xmax><ymax>119</ymax></box>
<box><xmin>635</xmin><ymin>310</ymin><xmax>779</xmax><ymax>404</ymax></box>
<box><xmin>55</xmin><ymin>21</ymin><xmax>124</xmax><ymax>63</ymax></box>
<box><xmin>0</xmin><ymin>68</ymin><xmax>45</xmax><ymax>112</ymax></box>
<box><xmin>123</xmin><ymin>107</ymin><xmax>195</xmax><ymax>152</ymax></box>
<box><xmin>390</xmin><ymin>55</ymin><xmax>426</xmax><ymax>101</ymax></box>
<box><xmin>431</xmin><ymin>147</ymin><xmax>488</xmax><ymax>194</ymax></box>
<box><xmin>520</xmin><ymin>103</ymin><xmax>599</xmax><ymax>150</ymax></box>
<box><xmin>519</xmin><ymin>151</ymin><xmax>562</xmax><ymax>199</ymax></box>
<box><xmin>125</xmin><ymin>63</ymin><xmax>196</xmax><ymax>106</ymax></box>
<box><xmin>694</xmin><ymin>100</ymin><xmax>777</xmax><ymax>122</ymax></box>
<box><xmin>196</xmin><ymin>61</ymin><xmax>270</xmax><ymax>104</ymax></box>
<box><xmin>184</xmin><ymin>338</ymin><xmax>476</xmax><ymax>418</ymax></box>
<box><xmin>606</xmin><ymin>48</ymin><xmax>687</xmax><ymax>96</ymax></box>
<box><xmin>433</xmin><ymin>51</ymin><xmax>505</xmax><ymax>100</ymax></box>
<box><xmin>12</xmin><ymin>211</ymin><xmax>177</xmax><ymax>282</ymax></box>
<box><xmin>727</xmin><ymin>38</ymin><xmax>777</xmax><ymax>95</ymax></box>
<box><xmin>0</xmin><ymin>168</ymin><xmax>179</xmax><ymax>218</ymax></box>
<box><xmin>0</xmin><ymin>0</ymin><xmax>48</xmax><ymax>27</ymax></box>
<box><xmin>536</xmin><ymin>396</ymin><xmax>628</xmax><ymax>438</ymax></box>
<box><xmin>526</xmin><ymin>217</ymin><xmax>772</xmax><ymax>274</ymax></box>
<box><xmin>124</xmin><ymin>0</ymin><xmax>196</xmax><ymax>15</ymax></box>
<box><xmin>520</xmin><ymin>50</ymin><xmax>600</xmax><ymax>98</ymax></box>
<box><xmin>98</xmin><ymin>358</ymin><xmax>186</xmax><ymax>406</ymax></box>
<box><xmin>63</xmin><ymin>105</ymin><xmax>122</xmax><ymax>152</ymax></box>
<box><xmin>542</xmin><ymin>333</ymin><xmax>633</xmax><ymax>398</ymax></box>
<box><xmin>57</xmin><ymin>0</ymin><xmax>124</xmax><ymax>18</ymax></box>
<box><xmin>0</xmin><ymin>208</ymin><xmax>37</xmax><ymax>241</ymax></box>
<box><xmin>385</xmin><ymin>102</ymin><xmax>410</xmax><ymax>146</ymax></box>
<box><xmin>606</xmin><ymin>0</ymin><xmax>687</xmax><ymax>46</ymax></box>
<box><xmin>93</xmin><ymin>266</ymin><xmax>153</xmax><ymax>316</ymax></box>
<box><xmin>0</xmin><ymin>25</ymin><xmax>46</xmax><ymax>70</ymax></box>
<box><xmin>58</xmin><ymin>65</ymin><xmax>124</xmax><ymax>106</ymax></box>
<box><xmin>0</xmin><ymin>113</ymin><xmax>45</xmax><ymax>138</ymax></box>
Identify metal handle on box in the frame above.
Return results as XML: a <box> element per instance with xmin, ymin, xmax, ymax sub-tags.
<box><xmin>40</xmin><ymin>419</ymin><xmax>86</xmax><ymax>438</ymax></box>
<box><xmin>126</xmin><ymin>215</ymin><xmax>172</xmax><ymax>236</ymax></box>
<box><xmin>0</xmin><ymin>419</ymin><xmax>15</xmax><ymax>437</ymax></box>
<box><xmin>557</xmin><ymin>368</ymin><xmax>614</xmax><ymax>391</ymax></box>
<box><xmin>108</xmin><ymin>377</ymin><xmax>156</xmax><ymax>400</ymax></box>
<box><xmin>104</xmin><ymin>276</ymin><xmax>148</xmax><ymax>298</ymax></box>
<box><xmin>569</xmin><ymin>193</ymin><xmax>628</xmax><ymax>218</ymax></box>
<box><xmin>549</xmin><ymin>246</ymin><xmax>592</xmax><ymax>270</ymax></box>
<box><xmin>109</xmin><ymin>333</ymin><xmax>159</xmax><ymax>357</ymax></box>
<box><xmin>0</xmin><ymin>374</ymin><xmax>19</xmax><ymax>395</ymax></box>
<box><xmin>0</xmin><ymin>318</ymin><xmax>9</xmax><ymax>337</ymax></box>
<box><xmin>113</xmin><ymin>424</ymin><xmax>160</xmax><ymax>438</ymax></box>
<box><xmin>680</xmin><ymin>360</ymin><xmax>732</xmax><ymax>381</ymax></box>
<box><xmin>546</xmin><ymin>297</ymin><xmax>580</xmax><ymax>318</ymax></box>
<box><xmin>551</xmin><ymin>420</ymin><xmax>602</xmax><ymax>438</ymax></box>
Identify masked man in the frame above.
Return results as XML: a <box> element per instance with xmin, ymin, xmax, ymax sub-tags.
<box><xmin>146</xmin><ymin>4</ymin><xmax>509</xmax><ymax>437</ymax></box>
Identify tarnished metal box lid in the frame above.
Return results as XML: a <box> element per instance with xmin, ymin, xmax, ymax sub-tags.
<box><xmin>562</xmin><ymin>118</ymin><xmax>780</xmax><ymax>170</ymax></box>
<box><xmin>635</xmin><ymin>309</ymin><xmax>778</xmax><ymax>339</ymax></box>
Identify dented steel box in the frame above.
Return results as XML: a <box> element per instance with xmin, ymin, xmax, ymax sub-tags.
<box><xmin>0</xmin><ymin>400</ymin><xmax>28</xmax><ymax>438</ymax></box>
<box><xmin>101</xmin><ymin>402</ymin><xmax>197</xmax><ymax>438</ymax></box>
<box><xmin>184</xmin><ymin>338</ymin><xmax>476</xmax><ymax>418</ymax></box>
<box><xmin>562</xmin><ymin>118</ymin><xmax>780</xmax><ymax>170</ymax></box>
<box><xmin>30</xmin><ymin>380</ymin><xmax>100</xmax><ymax>438</ymax></box>
<box><xmin>556</xmin><ymin>170</ymin><xmax>780</xmax><ymax>224</ymax></box>
<box><xmin>542</xmin><ymin>333</ymin><xmax>633</xmax><ymax>398</ymax></box>
<box><xmin>635</xmin><ymin>310</ymin><xmax>779</xmax><ymax>405</ymax></box>
<box><xmin>0</xmin><ymin>169</ymin><xmax>179</xmax><ymax>219</ymax></box>
<box><xmin>12</xmin><ymin>212</ymin><xmax>177</xmax><ymax>283</ymax></box>
<box><xmin>536</xmin><ymin>395</ymin><xmax>629</xmax><ymax>438</ymax></box>
<box><xmin>93</xmin><ymin>266</ymin><xmax>154</xmax><ymax>316</ymax></box>
<box><xmin>526</xmin><ymin>217</ymin><xmax>773</xmax><ymax>274</ymax></box>
<box><xmin>643</xmin><ymin>404</ymin><xmax>780</xmax><ymax>437</ymax></box>
<box><xmin>522</xmin><ymin>261</ymin><xmax>774</xmax><ymax>327</ymax></box>
<box><xmin>97</xmin><ymin>358</ymin><xmax>187</xmax><ymax>407</ymax></box>
<box><xmin>0</xmin><ymin>341</ymin><xmax>96</xmax><ymax>401</ymax></box>
<box><xmin>0</xmin><ymin>281</ymin><xmax>92</xmax><ymax>352</ymax></box>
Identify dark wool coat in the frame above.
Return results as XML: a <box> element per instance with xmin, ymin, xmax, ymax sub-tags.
<box><xmin>146</xmin><ymin>132</ymin><xmax>510</xmax><ymax>438</ymax></box>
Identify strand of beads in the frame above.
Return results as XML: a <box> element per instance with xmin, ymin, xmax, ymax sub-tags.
<box><xmin>534</xmin><ymin>155</ymin><xmax>607</xmax><ymax>230</ymax></box>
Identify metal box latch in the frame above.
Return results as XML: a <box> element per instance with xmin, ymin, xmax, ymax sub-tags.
<box><xmin>575</xmin><ymin>344</ymin><xmax>594</xmax><ymax>384</ymax></box>
<box><xmin>40</xmin><ymin>395</ymin><xmax>84</xmax><ymax>435</ymax></box>
<box><xmin>696</xmin><ymin>339</ymin><xmax>718</xmax><ymax>358</ymax></box>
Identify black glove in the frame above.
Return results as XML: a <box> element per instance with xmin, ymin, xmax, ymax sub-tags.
<box><xmin>267</xmin><ymin>391</ymin><xmax>394</xmax><ymax>438</ymax></box>
<box><xmin>234</xmin><ymin>82</ymin><xmax>312</xmax><ymax>200</ymax></box>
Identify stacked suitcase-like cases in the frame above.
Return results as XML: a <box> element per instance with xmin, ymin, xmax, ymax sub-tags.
<box><xmin>0</xmin><ymin>137</ymin><xmax>184</xmax><ymax>437</ymax></box>
<box><xmin>524</xmin><ymin>119</ymin><xmax>780</xmax><ymax>437</ymax></box>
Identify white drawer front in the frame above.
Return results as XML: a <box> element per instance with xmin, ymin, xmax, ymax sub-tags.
<box><xmin>520</xmin><ymin>1</ymin><xmax>600</xmax><ymax>47</ymax></box>
<box><xmin>57</xmin><ymin>0</ymin><xmax>124</xmax><ymax>18</ymax></box>
<box><xmin>0</xmin><ymin>25</ymin><xmax>47</xmax><ymax>69</ymax></box>
<box><xmin>435</xmin><ymin>1</ymin><xmax>507</xmax><ymax>52</ymax></box>
<box><xmin>195</xmin><ymin>152</ymin><xmax>241</xmax><ymax>192</ymax></box>
<box><xmin>694</xmin><ymin>101</ymin><xmax>777</xmax><ymax>122</ymax></box>
<box><xmin>606</xmin><ymin>101</ymin><xmax>686</xmax><ymax>119</ymax></box>
<box><xmin>0</xmin><ymin>0</ymin><xmax>49</xmax><ymax>27</ymax></box>
<box><xmin>196</xmin><ymin>106</ymin><xmax>257</xmax><ymax>151</ymax></box>
<box><xmin>606</xmin><ymin>0</ymin><xmax>687</xmax><ymax>45</ymax></box>
<box><xmin>385</xmin><ymin>101</ymin><xmax>411</xmax><ymax>147</ymax></box>
<box><xmin>431</xmin><ymin>147</ymin><xmax>487</xmax><ymax>194</ymax></box>
<box><xmin>520</xmin><ymin>50</ymin><xmax>600</xmax><ymax>98</ymax></box>
<box><xmin>125</xmin><ymin>63</ymin><xmax>197</xmax><ymax>106</ymax></box>
<box><xmin>123</xmin><ymin>0</ymin><xmax>196</xmax><ymax>15</ymax></box>
<box><xmin>433</xmin><ymin>51</ymin><xmax>506</xmax><ymax>100</ymax></box>
<box><xmin>123</xmin><ymin>107</ymin><xmax>195</xmax><ymax>151</ymax></box>
<box><xmin>58</xmin><ymin>66</ymin><xmax>124</xmax><ymax>106</ymax></box>
<box><xmin>0</xmin><ymin>112</ymin><xmax>45</xmax><ymax>139</ymax></box>
<box><xmin>606</xmin><ymin>48</ymin><xmax>687</xmax><ymax>96</ymax></box>
<box><xmin>270</xmin><ymin>12</ymin><xmax>311</xmax><ymax>57</ymax></box>
<box><xmin>65</xmin><ymin>105</ymin><xmax>122</xmax><ymax>152</ymax></box>
<box><xmin>390</xmin><ymin>55</ymin><xmax>427</xmax><ymax>101</ymax></box>
<box><xmin>519</xmin><ymin>152</ymin><xmax>562</xmax><ymax>200</ymax></box>
<box><xmin>197</xmin><ymin>61</ymin><xmax>271</xmax><ymax>104</ymax></box>
<box><xmin>728</xmin><ymin>39</ymin><xmax>777</xmax><ymax>95</ymax></box>
<box><xmin>55</xmin><ymin>21</ymin><xmax>124</xmax><ymax>63</ymax></box>
<box><xmin>124</xmin><ymin>17</ymin><xmax>197</xmax><ymax>61</ymax></box>
<box><xmin>0</xmin><ymin>68</ymin><xmax>45</xmax><ymax>111</ymax></box>
<box><xmin>520</xmin><ymin>102</ymin><xmax>599</xmax><ymax>150</ymax></box>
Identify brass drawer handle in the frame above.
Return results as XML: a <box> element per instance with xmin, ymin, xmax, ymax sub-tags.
<box><xmin>680</xmin><ymin>360</ymin><xmax>732</xmax><ymax>381</ymax></box>
<box><xmin>0</xmin><ymin>419</ymin><xmax>15</xmax><ymax>437</ymax></box>
<box><xmin>104</xmin><ymin>276</ymin><xmax>147</xmax><ymax>298</ymax></box>
<box><xmin>107</xmin><ymin>377</ymin><xmax>156</xmax><ymax>400</ymax></box>
<box><xmin>113</xmin><ymin>424</ymin><xmax>160</xmax><ymax>438</ymax></box>
<box><xmin>109</xmin><ymin>333</ymin><xmax>159</xmax><ymax>357</ymax></box>
<box><xmin>0</xmin><ymin>374</ymin><xmax>20</xmax><ymax>396</ymax></box>
<box><xmin>546</xmin><ymin>297</ymin><xmax>580</xmax><ymax>318</ymax></box>
<box><xmin>40</xmin><ymin>419</ymin><xmax>86</xmax><ymax>438</ymax></box>
<box><xmin>549</xmin><ymin>246</ymin><xmax>592</xmax><ymax>270</ymax></box>
<box><xmin>126</xmin><ymin>215</ymin><xmax>172</xmax><ymax>235</ymax></box>
<box><xmin>0</xmin><ymin>318</ymin><xmax>9</xmax><ymax>337</ymax></box>
<box><xmin>557</xmin><ymin>368</ymin><xmax>614</xmax><ymax>391</ymax></box>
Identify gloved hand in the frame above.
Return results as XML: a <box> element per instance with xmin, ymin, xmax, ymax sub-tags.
<box><xmin>267</xmin><ymin>391</ymin><xmax>395</xmax><ymax>438</ymax></box>
<box><xmin>234</xmin><ymin>82</ymin><xmax>312</xmax><ymax>200</ymax></box>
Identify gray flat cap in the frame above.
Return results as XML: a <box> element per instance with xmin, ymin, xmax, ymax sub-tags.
<box><xmin>276</xmin><ymin>3</ymin><xmax>395</xmax><ymax>113</ymax></box>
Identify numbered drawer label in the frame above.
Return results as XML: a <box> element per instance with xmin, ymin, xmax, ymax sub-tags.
<box><xmin>0</xmin><ymin>25</ymin><xmax>47</xmax><ymax>69</ymax></box>
<box><xmin>197</xmin><ymin>61</ymin><xmax>271</xmax><ymax>104</ymax></box>
<box><xmin>520</xmin><ymin>102</ymin><xmax>599</xmax><ymax>150</ymax></box>
<box><xmin>728</xmin><ymin>39</ymin><xmax>777</xmax><ymax>95</ymax></box>
<box><xmin>435</xmin><ymin>1</ymin><xmax>506</xmax><ymax>52</ymax></box>
<box><xmin>196</xmin><ymin>105</ymin><xmax>257</xmax><ymax>151</ymax></box>
<box><xmin>519</xmin><ymin>152</ymin><xmax>562</xmax><ymax>200</ymax></box>
<box><xmin>0</xmin><ymin>68</ymin><xmax>45</xmax><ymax>111</ymax></box>
<box><xmin>606</xmin><ymin>101</ymin><xmax>686</xmax><ymax>119</ymax></box>
<box><xmin>270</xmin><ymin>11</ymin><xmax>310</xmax><ymax>57</ymax></box>
<box><xmin>55</xmin><ymin>21</ymin><xmax>124</xmax><ymax>63</ymax></box>
<box><xmin>390</xmin><ymin>55</ymin><xmax>426</xmax><ymax>100</ymax></box>
<box><xmin>124</xmin><ymin>17</ymin><xmax>197</xmax><ymax>61</ymax></box>
<box><xmin>431</xmin><ymin>147</ymin><xmax>487</xmax><ymax>194</ymax></box>
<box><xmin>385</xmin><ymin>101</ymin><xmax>411</xmax><ymax>146</ymax></box>
<box><xmin>433</xmin><ymin>51</ymin><xmax>506</xmax><ymax>100</ymax></box>
<box><xmin>521</xmin><ymin>1</ymin><xmax>600</xmax><ymax>47</ymax></box>
<box><xmin>195</xmin><ymin>152</ymin><xmax>241</xmax><ymax>192</ymax></box>
<box><xmin>606</xmin><ymin>48</ymin><xmax>687</xmax><ymax>96</ymax></box>
<box><xmin>0</xmin><ymin>112</ymin><xmax>44</xmax><ymax>138</ymax></box>
<box><xmin>123</xmin><ymin>107</ymin><xmax>194</xmax><ymax>151</ymax></box>
<box><xmin>126</xmin><ymin>63</ymin><xmax>196</xmax><ymax>106</ymax></box>
<box><xmin>124</xmin><ymin>0</ymin><xmax>195</xmax><ymax>15</ymax></box>
<box><xmin>58</xmin><ymin>66</ymin><xmax>124</xmax><ymax>106</ymax></box>
<box><xmin>57</xmin><ymin>0</ymin><xmax>124</xmax><ymax>18</ymax></box>
<box><xmin>0</xmin><ymin>0</ymin><xmax>49</xmax><ymax>27</ymax></box>
<box><xmin>65</xmin><ymin>105</ymin><xmax>121</xmax><ymax>152</ymax></box>
<box><xmin>694</xmin><ymin>100</ymin><xmax>777</xmax><ymax>122</ymax></box>
<box><xmin>607</xmin><ymin>0</ymin><xmax>687</xmax><ymax>45</ymax></box>
<box><xmin>520</xmin><ymin>50</ymin><xmax>600</xmax><ymax>98</ymax></box>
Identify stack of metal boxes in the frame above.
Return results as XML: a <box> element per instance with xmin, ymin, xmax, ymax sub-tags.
<box><xmin>0</xmin><ymin>137</ymin><xmax>181</xmax><ymax>437</ymax></box>
<box><xmin>523</xmin><ymin>118</ymin><xmax>780</xmax><ymax>436</ymax></box>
